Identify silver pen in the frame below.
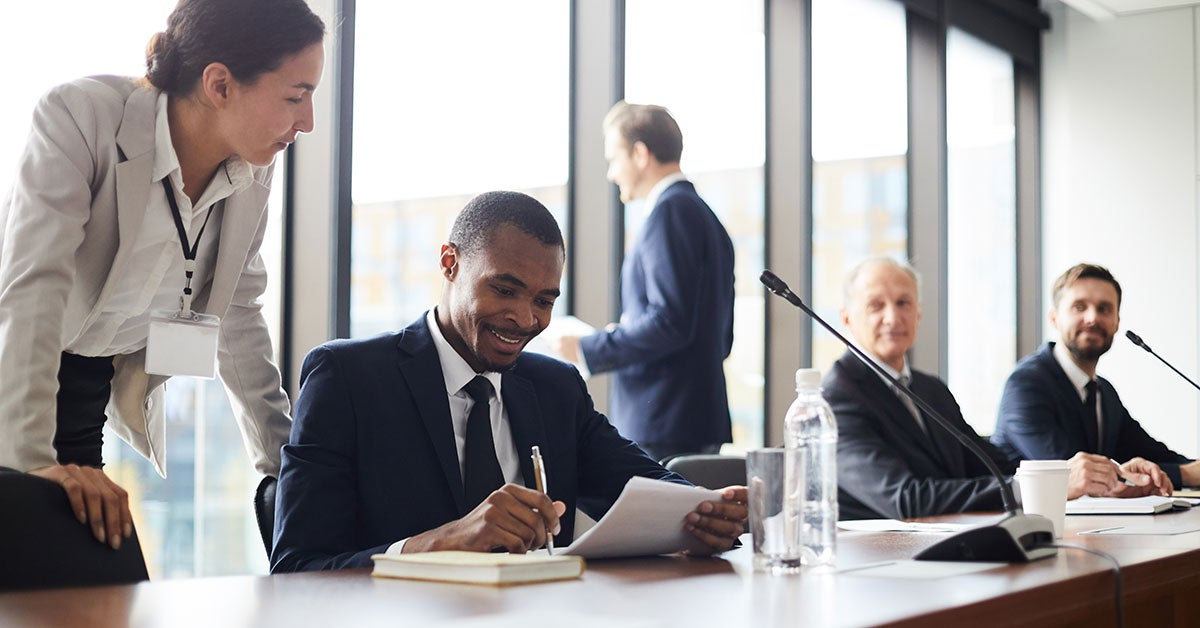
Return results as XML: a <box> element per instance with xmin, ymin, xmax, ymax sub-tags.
<box><xmin>531</xmin><ymin>445</ymin><xmax>555</xmax><ymax>555</ymax></box>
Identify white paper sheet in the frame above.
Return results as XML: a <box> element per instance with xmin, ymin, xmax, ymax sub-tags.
<box><xmin>836</xmin><ymin>519</ymin><xmax>975</xmax><ymax>533</ymax></box>
<box><xmin>837</xmin><ymin>560</ymin><xmax>1005</xmax><ymax>579</ymax></box>
<box><xmin>1078</xmin><ymin>524</ymin><xmax>1200</xmax><ymax>535</ymax></box>
<box><xmin>561</xmin><ymin>477</ymin><xmax>721</xmax><ymax>558</ymax></box>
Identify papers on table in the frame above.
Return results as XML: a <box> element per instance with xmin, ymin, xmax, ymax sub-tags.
<box><xmin>836</xmin><ymin>519</ymin><xmax>975</xmax><ymax>534</ymax></box>
<box><xmin>561</xmin><ymin>477</ymin><xmax>720</xmax><ymax>559</ymax></box>
<box><xmin>836</xmin><ymin>560</ymin><xmax>1005</xmax><ymax>579</ymax></box>
<box><xmin>1079</xmin><ymin>524</ymin><xmax>1200</xmax><ymax>535</ymax></box>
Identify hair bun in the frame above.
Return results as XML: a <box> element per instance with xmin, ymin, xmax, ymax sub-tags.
<box><xmin>145</xmin><ymin>31</ymin><xmax>179</xmax><ymax>92</ymax></box>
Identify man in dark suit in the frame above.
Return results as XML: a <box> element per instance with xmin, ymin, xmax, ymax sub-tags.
<box><xmin>828</xmin><ymin>258</ymin><xmax>1139</xmax><ymax>520</ymax></box>
<box><xmin>270</xmin><ymin>191</ymin><xmax>747</xmax><ymax>573</ymax></box>
<box><xmin>992</xmin><ymin>263</ymin><xmax>1195</xmax><ymax>491</ymax></box>
<box><xmin>555</xmin><ymin>102</ymin><xmax>735</xmax><ymax>461</ymax></box>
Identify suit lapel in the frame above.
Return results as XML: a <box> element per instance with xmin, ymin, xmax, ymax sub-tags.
<box><xmin>501</xmin><ymin>368</ymin><xmax>546</xmax><ymax>489</ymax></box>
<box><xmin>1097</xmin><ymin>379</ymin><xmax>1120</xmax><ymax>455</ymax></box>
<box><xmin>200</xmin><ymin>181</ymin><xmax>270</xmax><ymax>314</ymax></box>
<box><xmin>1039</xmin><ymin>347</ymin><xmax>1095</xmax><ymax>453</ymax></box>
<box><xmin>395</xmin><ymin>322</ymin><xmax>467</xmax><ymax>515</ymax></box>
<box><xmin>844</xmin><ymin>356</ymin><xmax>946</xmax><ymax>466</ymax></box>
<box><xmin>911</xmin><ymin>375</ymin><xmax>965</xmax><ymax>475</ymax></box>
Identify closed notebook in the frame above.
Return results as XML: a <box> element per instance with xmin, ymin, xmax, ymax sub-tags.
<box><xmin>1065</xmin><ymin>495</ymin><xmax>1194</xmax><ymax>515</ymax></box>
<box><xmin>370</xmin><ymin>551</ymin><xmax>585</xmax><ymax>586</ymax></box>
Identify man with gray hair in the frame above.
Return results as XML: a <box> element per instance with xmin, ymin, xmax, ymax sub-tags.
<box><xmin>826</xmin><ymin>257</ymin><xmax>1129</xmax><ymax>520</ymax></box>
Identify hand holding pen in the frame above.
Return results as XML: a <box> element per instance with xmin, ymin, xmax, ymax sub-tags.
<box><xmin>531</xmin><ymin>445</ymin><xmax>555</xmax><ymax>555</ymax></box>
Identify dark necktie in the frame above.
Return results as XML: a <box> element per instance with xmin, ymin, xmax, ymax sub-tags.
<box><xmin>463</xmin><ymin>376</ymin><xmax>505</xmax><ymax>510</ymax></box>
<box><xmin>1082</xmin><ymin>381</ymin><xmax>1100</xmax><ymax>452</ymax></box>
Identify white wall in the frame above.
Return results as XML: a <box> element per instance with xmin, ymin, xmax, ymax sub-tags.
<box><xmin>1042</xmin><ymin>3</ymin><xmax>1199</xmax><ymax>457</ymax></box>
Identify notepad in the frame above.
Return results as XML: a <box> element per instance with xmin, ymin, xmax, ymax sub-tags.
<box><xmin>1065</xmin><ymin>495</ymin><xmax>1194</xmax><ymax>515</ymax></box>
<box><xmin>370</xmin><ymin>551</ymin><xmax>585</xmax><ymax>586</ymax></box>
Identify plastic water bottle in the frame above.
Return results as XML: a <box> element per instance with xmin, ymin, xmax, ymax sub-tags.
<box><xmin>783</xmin><ymin>368</ymin><xmax>838</xmax><ymax>567</ymax></box>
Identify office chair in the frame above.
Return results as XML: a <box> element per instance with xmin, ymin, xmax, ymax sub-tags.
<box><xmin>662</xmin><ymin>454</ymin><xmax>747</xmax><ymax>490</ymax></box>
<box><xmin>254</xmin><ymin>476</ymin><xmax>277</xmax><ymax>558</ymax></box>
<box><xmin>0</xmin><ymin>468</ymin><xmax>149</xmax><ymax>591</ymax></box>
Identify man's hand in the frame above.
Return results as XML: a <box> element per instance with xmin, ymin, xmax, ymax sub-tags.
<box><xmin>683</xmin><ymin>486</ymin><xmax>747</xmax><ymax>555</ymax></box>
<box><xmin>404</xmin><ymin>484</ymin><xmax>565</xmax><ymax>554</ymax></box>
<box><xmin>1065</xmin><ymin>452</ymin><xmax>1123</xmax><ymax>499</ymax></box>
<box><xmin>1179</xmin><ymin>460</ymin><xmax>1200</xmax><ymax>488</ymax></box>
<box><xmin>1111</xmin><ymin>457</ymin><xmax>1172</xmax><ymax>497</ymax></box>
<box><xmin>29</xmin><ymin>464</ymin><xmax>132</xmax><ymax>550</ymax></box>
<box><xmin>548</xmin><ymin>335</ymin><xmax>582</xmax><ymax>364</ymax></box>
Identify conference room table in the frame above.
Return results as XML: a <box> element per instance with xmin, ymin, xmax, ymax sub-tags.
<box><xmin>3</xmin><ymin>509</ymin><xmax>1200</xmax><ymax>628</ymax></box>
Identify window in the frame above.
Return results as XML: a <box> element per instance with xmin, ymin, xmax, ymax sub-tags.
<box><xmin>946</xmin><ymin>28</ymin><xmax>1016</xmax><ymax>434</ymax></box>
<box><xmin>810</xmin><ymin>0</ymin><xmax>909</xmax><ymax>374</ymax></box>
<box><xmin>349</xmin><ymin>1</ymin><xmax>570</xmax><ymax>337</ymax></box>
<box><xmin>0</xmin><ymin>0</ymin><xmax>279</xmax><ymax>577</ymax></box>
<box><xmin>624</xmin><ymin>0</ymin><xmax>765</xmax><ymax>449</ymax></box>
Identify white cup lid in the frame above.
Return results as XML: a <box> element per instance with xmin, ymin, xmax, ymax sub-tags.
<box><xmin>1017</xmin><ymin>459</ymin><xmax>1069</xmax><ymax>472</ymax></box>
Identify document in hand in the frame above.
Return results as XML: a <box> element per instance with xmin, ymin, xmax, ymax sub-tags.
<box><xmin>370</xmin><ymin>551</ymin><xmax>585</xmax><ymax>586</ymax></box>
<box><xmin>1065</xmin><ymin>495</ymin><xmax>1193</xmax><ymax>515</ymax></box>
<box><xmin>560</xmin><ymin>476</ymin><xmax>722</xmax><ymax>559</ymax></box>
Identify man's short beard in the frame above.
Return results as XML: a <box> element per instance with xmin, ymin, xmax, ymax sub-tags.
<box><xmin>1066</xmin><ymin>335</ymin><xmax>1111</xmax><ymax>363</ymax></box>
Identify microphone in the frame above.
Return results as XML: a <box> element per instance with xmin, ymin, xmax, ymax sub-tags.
<box><xmin>760</xmin><ymin>269</ymin><xmax>1055</xmax><ymax>562</ymax></box>
<box><xmin>1125</xmin><ymin>330</ymin><xmax>1200</xmax><ymax>391</ymax></box>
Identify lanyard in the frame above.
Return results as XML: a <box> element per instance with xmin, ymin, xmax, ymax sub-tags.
<box><xmin>160</xmin><ymin>179</ymin><xmax>216</xmax><ymax>317</ymax></box>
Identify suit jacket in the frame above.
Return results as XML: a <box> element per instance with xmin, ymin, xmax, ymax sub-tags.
<box><xmin>0</xmin><ymin>76</ymin><xmax>290</xmax><ymax>477</ymax></box>
<box><xmin>992</xmin><ymin>342</ymin><xmax>1192</xmax><ymax>487</ymax></box>
<box><xmin>270</xmin><ymin>314</ymin><xmax>685</xmax><ymax>573</ymax></box>
<box><xmin>825</xmin><ymin>351</ymin><xmax>1016</xmax><ymax>520</ymax></box>
<box><xmin>579</xmin><ymin>180</ymin><xmax>734</xmax><ymax>450</ymax></box>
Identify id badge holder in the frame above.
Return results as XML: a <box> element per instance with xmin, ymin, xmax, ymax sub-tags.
<box><xmin>145</xmin><ymin>309</ymin><xmax>221</xmax><ymax>378</ymax></box>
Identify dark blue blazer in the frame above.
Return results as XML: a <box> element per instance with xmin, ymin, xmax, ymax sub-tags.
<box><xmin>825</xmin><ymin>352</ymin><xmax>1016</xmax><ymax>520</ymax></box>
<box><xmin>991</xmin><ymin>342</ymin><xmax>1192</xmax><ymax>487</ymax></box>
<box><xmin>270</xmin><ymin>314</ymin><xmax>683</xmax><ymax>573</ymax></box>
<box><xmin>579</xmin><ymin>181</ymin><xmax>735</xmax><ymax>450</ymax></box>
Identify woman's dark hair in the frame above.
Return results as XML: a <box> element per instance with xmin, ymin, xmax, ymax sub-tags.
<box><xmin>145</xmin><ymin>0</ymin><xmax>325</xmax><ymax>95</ymax></box>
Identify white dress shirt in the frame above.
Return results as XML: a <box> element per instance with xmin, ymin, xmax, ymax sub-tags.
<box><xmin>1053</xmin><ymin>342</ymin><xmax>1103</xmax><ymax>445</ymax></box>
<box><xmin>66</xmin><ymin>92</ymin><xmax>252</xmax><ymax>356</ymax></box>
<box><xmin>388</xmin><ymin>309</ymin><xmax>522</xmax><ymax>554</ymax></box>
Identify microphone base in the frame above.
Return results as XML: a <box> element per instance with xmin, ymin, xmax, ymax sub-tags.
<box><xmin>913</xmin><ymin>513</ymin><xmax>1057</xmax><ymax>562</ymax></box>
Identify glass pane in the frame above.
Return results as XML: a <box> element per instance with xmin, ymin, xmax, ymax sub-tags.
<box><xmin>624</xmin><ymin>0</ymin><xmax>766</xmax><ymax>450</ymax></box>
<box><xmin>811</xmin><ymin>0</ymin><xmax>909</xmax><ymax>375</ymax></box>
<box><xmin>0</xmin><ymin>0</ymin><xmax>279</xmax><ymax>578</ymax></box>
<box><xmin>350</xmin><ymin>1</ymin><xmax>570</xmax><ymax>337</ymax></box>
<box><xmin>946</xmin><ymin>28</ymin><xmax>1016</xmax><ymax>435</ymax></box>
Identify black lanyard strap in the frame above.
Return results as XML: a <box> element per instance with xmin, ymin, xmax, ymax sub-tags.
<box><xmin>160</xmin><ymin>177</ymin><xmax>217</xmax><ymax>309</ymax></box>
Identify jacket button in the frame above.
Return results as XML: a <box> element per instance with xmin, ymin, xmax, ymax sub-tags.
<box><xmin>144</xmin><ymin>398</ymin><xmax>154</xmax><ymax>412</ymax></box>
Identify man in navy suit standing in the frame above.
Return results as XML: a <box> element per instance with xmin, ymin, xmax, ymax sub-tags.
<box><xmin>271</xmin><ymin>191</ymin><xmax>746</xmax><ymax>573</ymax></box>
<box><xmin>556</xmin><ymin>102</ymin><xmax>735</xmax><ymax>462</ymax></box>
<box><xmin>992</xmin><ymin>263</ymin><xmax>1196</xmax><ymax>492</ymax></box>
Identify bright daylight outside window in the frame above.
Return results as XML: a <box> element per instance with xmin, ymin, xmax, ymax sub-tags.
<box><xmin>0</xmin><ymin>0</ymin><xmax>284</xmax><ymax>577</ymax></box>
<box><xmin>624</xmin><ymin>0</ymin><xmax>765</xmax><ymax>449</ymax></box>
<box><xmin>946</xmin><ymin>28</ymin><xmax>1016</xmax><ymax>436</ymax></box>
<box><xmin>810</xmin><ymin>0</ymin><xmax>908</xmax><ymax>375</ymax></box>
<box><xmin>350</xmin><ymin>1</ymin><xmax>569</xmax><ymax>337</ymax></box>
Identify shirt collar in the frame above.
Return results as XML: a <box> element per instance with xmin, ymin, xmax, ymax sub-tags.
<box><xmin>1052</xmin><ymin>341</ymin><xmax>1092</xmax><ymax>401</ymax></box>
<box><xmin>151</xmin><ymin>92</ymin><xmax>254</xmax><ymax>194</ymax></box>
<box><xmin>643</xmin><ymin>171</ymin><xmax>688</xmax><ymax>211</ymax></box>
<box><xmin>425</xmin><ymin>308</ymin><xmax>503</xmax><ymax>399</ymax></box>
<box><xmin>869</xmin><ymin>355</ymin><xmax>912</xmax><ymax>389</ymax></box>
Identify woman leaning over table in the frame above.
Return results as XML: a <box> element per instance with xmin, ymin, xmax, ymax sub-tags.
<box><xmin>0</xmin><ymin>0</ymin><xmax>325</xmax><ymax>550</ymax></box>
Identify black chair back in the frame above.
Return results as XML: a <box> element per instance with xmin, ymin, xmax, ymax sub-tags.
<box><xmin>663</xmin><ymin>454</ymin><xmax>747</xmax><ymax>489</ymax></box>
<box><xmin>254</xmin><ymin>476</ymin><xmax>277</xmax><ymax>558</ymax></box>
<box><xmin>0</xmin><ymin>469</ymin><xmax>148</xmax><ymax>591</ymax></box>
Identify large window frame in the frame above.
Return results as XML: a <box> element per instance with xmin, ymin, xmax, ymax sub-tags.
<box><xmin>301</xmin><ymin>0</ymin><xmax>1049</xmax><ymax>453</ymax></box>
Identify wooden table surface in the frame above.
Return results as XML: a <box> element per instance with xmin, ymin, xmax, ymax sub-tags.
<box><xmin>3</xmin><ymin>509</ymin><xmax>1199</xmax><ymax>627</ymax></box>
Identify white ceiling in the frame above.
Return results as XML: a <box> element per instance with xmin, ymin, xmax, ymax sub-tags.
<box><xmin>1052</xmin><ymin>0</ymin><xmax>1200</xmax><ymax>19</ymax></box>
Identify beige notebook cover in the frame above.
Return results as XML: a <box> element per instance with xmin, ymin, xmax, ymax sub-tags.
<box><xmin>371</xmin><ymin>551</ymin><xmax>585</xmax><ymax>586</ymax></box>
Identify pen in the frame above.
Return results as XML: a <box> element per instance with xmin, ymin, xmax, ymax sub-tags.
<box><xmin>531</xmin><ymin>445</ymin><xmax>554</xmax><ymax>555</ymax></box>
<box><xmin>1109</xmin><ymin>458</ymin><xmax>1137</xmax><ymax>487</ymax></box>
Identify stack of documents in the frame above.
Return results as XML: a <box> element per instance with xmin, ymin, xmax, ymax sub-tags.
<box><xmin>1065</xmin><ymin>495</ymin><xmax>1197</xmax><ymax>515</ymax></box>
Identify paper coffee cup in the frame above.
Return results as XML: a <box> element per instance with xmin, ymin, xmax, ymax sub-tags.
<box><xmin>1016</xmin><ymin>460</ymin><xmax>1070</xmax><ymax>538</ymax></box>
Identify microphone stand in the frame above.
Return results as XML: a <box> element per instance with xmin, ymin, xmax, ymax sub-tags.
<box><xmin>1126</xmin><ymin>330</ymin><xmax>1200</xmax><ymax>391</ymax></box>
<box><xmin>761</xmin><ymin>270</ymin><xmax>1055</xmax><ymax>562</ymax></box>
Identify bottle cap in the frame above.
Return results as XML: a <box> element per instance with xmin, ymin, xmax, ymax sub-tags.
<box><xmin>795</xmin><ymin>368</ymin><xmax>822</xmax><ymax>390</ymax></box>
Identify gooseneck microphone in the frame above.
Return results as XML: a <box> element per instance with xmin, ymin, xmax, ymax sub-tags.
<box><xmin>760</xmin><ymin>270</ymin><xmax>1055</xmax><ymax>562</ymax></box>
<box><xmin>1125</xmin><ymin>330</ymin><xmax>1200</xmax><ymax>392</ymax></box>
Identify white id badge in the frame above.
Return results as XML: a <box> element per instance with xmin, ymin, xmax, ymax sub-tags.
<box><xmin>145</xmin><ymin>310</ymin><xmax>221</xmax><ymax>379</ymax></box>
